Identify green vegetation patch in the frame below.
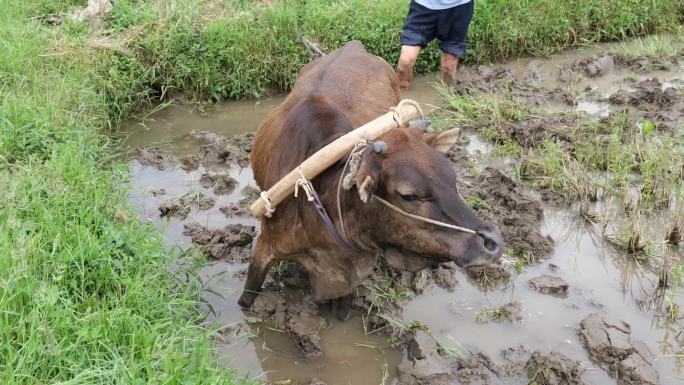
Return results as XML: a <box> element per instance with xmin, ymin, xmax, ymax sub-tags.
<box><xmin>0</xmin><ymin>2</ymin><xmax>254</xmax><ymax>384</ymax></box>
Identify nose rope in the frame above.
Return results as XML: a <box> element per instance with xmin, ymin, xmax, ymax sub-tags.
<box><xmin>372</xmin><ymin>195</ymin><xmax>478</xmax><ymax>235</ymax></box>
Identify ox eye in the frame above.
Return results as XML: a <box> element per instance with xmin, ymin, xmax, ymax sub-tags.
<box><xmin>398</xmin><ymin>193</ymin><xmax>420</xmax><ymax>202</ymax></box>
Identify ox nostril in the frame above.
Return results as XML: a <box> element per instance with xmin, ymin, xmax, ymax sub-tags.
<box><xmin>477</xmin><ymin>226</ymin><xmax>503</xmax><ymax>255</ymax></box>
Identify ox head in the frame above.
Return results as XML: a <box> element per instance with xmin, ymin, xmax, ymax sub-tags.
<box><xmin>354</xmin><ymin>124</ymin><xmax>503</xmax><ymax>269</ymax></box>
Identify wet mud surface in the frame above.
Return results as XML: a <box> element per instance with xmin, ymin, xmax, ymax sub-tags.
<box><xmin>122</xmin><ymin>41</ymin><xmax>684</xmax><ymax>385</ymax></box>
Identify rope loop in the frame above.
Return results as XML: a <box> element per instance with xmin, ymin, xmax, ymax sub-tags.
<box><xmin>260</xmin><ymin>191</ymin><xmax>276</xmax><ymax>218</ymax></box>
<box><xmin>294</xmin><ymin>167</ymin><xmax>315</xmax><ymax>202</ymax></box>
<box><xmin>341</xmin><ymin>141</ymin><xmax>368</xmax><ymax>190</ymax></box>
<box><xmin>390</xmin><ymin>99</ymin><xmax>424</xmax><ymax>127</ymax></box>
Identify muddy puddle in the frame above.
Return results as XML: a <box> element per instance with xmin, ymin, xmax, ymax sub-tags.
<box><xmin>123</xmin><ymin>41</ymin><xmax>683</xmax><ymax>385</ymax></box>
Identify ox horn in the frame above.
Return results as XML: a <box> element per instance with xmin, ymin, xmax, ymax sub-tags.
<box><xmin>411</xmin><ymin>119</ymin><xmax>432</xmax><ymax>130</ymax></box>
<box><xmin>373</xmin><ymin>141</ymin><xmax>388</xmax><ymax>154</ymax></box>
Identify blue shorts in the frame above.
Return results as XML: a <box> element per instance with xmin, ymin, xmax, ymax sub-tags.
<box><xmin>400</xmin><ymin>0</ymin><xmax>474</xmax><ymax>58</ymax></box>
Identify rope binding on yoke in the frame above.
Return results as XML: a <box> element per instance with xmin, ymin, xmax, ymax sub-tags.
<box><xmin>260</xmin><ymin>191</ymin><xmax>275</xmax><ymax>218</ymax></box>
<box><xmin>295</xmin><ymin>167</ymin><xmax>315</xmax><ymax>202</ymax></box>
<box><xmin>390</xmin><ymin>99</ymin><xmax>424</xmax><ymax>127</ymax></box>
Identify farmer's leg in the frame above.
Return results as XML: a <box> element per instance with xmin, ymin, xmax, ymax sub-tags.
<box><xmin>440</xmin><ymin>52</ymin><xmax>459</xmax><ymax>85</ymax></box>
<box><xmin>397</xmin><ymin>45</ymin><xmax>422</xmax><ymax>89</ymax></box>
<box><xmin>398</xmin><ymin>1</ymin><xmax>438</xmax><ymax>89</ymax></box>
<box><xmin>436</xmin><ymin>0</ymin><xmax>474</xmax><ymax>86</ymax></box>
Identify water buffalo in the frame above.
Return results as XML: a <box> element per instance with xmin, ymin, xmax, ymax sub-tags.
<box><xmin>239</xmin><ymin>41</ymin><xmax>503</xmax><ymax>314</ymax></box>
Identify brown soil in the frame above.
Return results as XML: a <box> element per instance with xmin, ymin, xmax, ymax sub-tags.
<box><xmin>398</xmin><ymin>330</ymin><xmax>455</xmax><ymax>385</ymax></box>
<box><xmin>528</xmin><ymin>274</ymin><xmax>569</xmax><ymax>296</ymax></box>
<box><xmin>133</xmin><ymin>146</ymin><xmax>177</xmax><ymax>170</ymax></box>
<box><xmin>464</xmin><ymin>167</ymin><xmax>555</xmax><ymax>260</ymax></box>
<box><xmin>454</xmin><ymin>352</ymin><xmax>501</xmax><ymax>385</ymax></box>
<box><xmin>606</xmin><ymin>78</ymin><xmax>684</xmax><ymax>133</ymax></box>
<box><xmin>249</xmin><ymin>291</ymin><xmax>323</xmax><ymax>359</ymax></box>
<box><xmin>158</xmin><ymin>192</ymin><xmax>215</xmax><ymax>219</ymax></box>
<box><xmin>199</xmin><ymin>172</ymin><xmax>237</xmax><ymax>195</ymax></box>
<box><xmin>525</xmin><ymin>351</ymin><xmax>585</xmax><ymax>385</ymax></box>
<box><xmin>500</xmin><ymin>301</ymin><xmax>523</xmax><ymax>322</ymax></box>
<box><xmin>579</xmin><ymin>313</ymin><xmax>659</xmax><ymax>385</ymax></box>
<box><xmin>182</xmin><ymin>222</ymin><xmax>255</xmax><ymax>262</ymax></box>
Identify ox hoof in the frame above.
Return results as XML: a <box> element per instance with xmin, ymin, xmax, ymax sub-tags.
<box><xmin>237</xmin><ymin>292</ymin><xmax>257</xmax><ymax>309</ymax></box>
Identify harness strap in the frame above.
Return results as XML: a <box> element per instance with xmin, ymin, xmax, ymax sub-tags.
<box><xmin>372</xmin><ymin>195</ymin><xmax>478</xmax><ymax>235</ymax></box>
<box><xmin>310</xmin><ymin>188</ymin><xmax>362</xmax><ymax>253</ymax></box>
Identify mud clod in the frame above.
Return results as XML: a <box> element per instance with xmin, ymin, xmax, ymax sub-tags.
<box><xmin>199</xmin><ymin>173</ymin><xmax>237</xmax><ymax>195</ymax></box>
<box><xmin>606</xmin><ymin>78</ymin><xmax>684</xmax><ymax>132</ymax></box>
<box><xmin>219</xmin><ymin>203</ymin><xmax>247</xmax><ymax>217</ymax></box>
<box><xmin>528</xmin><ymin>275</ymin><xmax>569</xmax><ymax>296</ymax></box>
<box><xmin>501</xmin><ymin>301</ymin><xmax>523</xmax><ymax>322</ymax></box>
<box><xmin>133</xmin><ymin>146</ymin><xmax>177</xmax><ymax>170</ymax></box>
<box><xmin>466</xmin><ymin>168</ymin><xmax>555</xmax><ymax>260</ymax></box>
<box><xmin>455</xmin><ymin>352</ymin><xmax>501</xmax><ymax>385</ymax></box>
<box><xmin>466</xmin><ymin>263</ymin><xmax>510</xmax><ymax>284</ymax></box>
<box><xmin>183</xmin><ymin>222</ymin><xmax>255</xmax><ymax>262</ymax></box>
<box><xmin>158</xmin><ymin>192</ymin><xmax>215</xmax><ymax>219</ymax></box>
<box><xmin>187</xmin><ymin>130</ymin><xmax>252</xmax><ymax>168</ymax></box>
<box><xmin>398</xmin><ymin>330</ymin><xmax>454</xmax><ymax>385</ymax></box>
<box><xmin>411</xmin><ymin>269</ymin><xmax>431</xmax><ymax>295</ymax></box>
<box><xmin>179</xmin><ymin>154</ymin><xmax>200</xmax><ymax>171</ymax></box>
<box><xmin>249</xmin><ymin>291</ymin><xmax>323</xmax><ymax>359</ymax></box>
<box><xmin>583</xmin><ymin>54</ymin><xmax>616</xmax><ymax>77</ymax></box>
<box><xmin>432</xmin><ymin>262</ymin><xmax>458</xmax><ymax>291</ymax></box>
<box><xmin>579</xmin><ymin>313</ymin><xmax>659</xmax><ymax>385</ymax></box>
<box><xmin>525</xmin><ymin>350</ymin><xmax>585</xmax><ymax>385</ymax></box>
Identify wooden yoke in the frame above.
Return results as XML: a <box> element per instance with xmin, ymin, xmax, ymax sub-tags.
<box><xmin>250</xmin><ymin>100</ymin><xmax>422</xmax><ymax>219</ymax></box>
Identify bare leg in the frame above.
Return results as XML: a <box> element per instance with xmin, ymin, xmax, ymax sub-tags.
<box><xmin>440</xmin><ymin>52</ymin><xmax>460</xmax><ymax>86</ymax></box>
<box><xmin>397</xmin><ymin>45</ymin><xmax>422</xmax><ymax>90</ymax></box>
<box><xmin>238</xmin><ymin>235</ymin><xmax>274</xmax><ymax>308</ymax></box>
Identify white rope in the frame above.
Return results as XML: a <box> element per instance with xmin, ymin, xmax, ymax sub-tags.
<box><xmin>372</xmin><ymin>195</ymin><xmax>478</xmax><ymax>235</ymax></box>
<box><xmin>389</xmin><ymin>99</ymin><xmax>424</xmax><ymax>127</ymax></box>
<box><xmin>294</xmin><ymin>167</ymin><xmax>315</xmax><ymax>202</ymax></box>
<box><xmin>260</xmin><ymin>191</ymin><xmax>276</xmax><ymax>218</ymax></box>
<box><xmin>342</xmin><ymin>142</ymin><xmax>367</xmax><ymax>190</ymax></box>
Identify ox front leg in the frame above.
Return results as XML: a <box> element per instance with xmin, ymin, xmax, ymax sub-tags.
<box><xmin>238</xmin><ymin>235</ymin><xmax>274</xmax><ymax>309</ymax></box>
<box><xmin>331</xmin><ymin>294</ymin><xmax>353</xmax><ymax>321</ymax></box>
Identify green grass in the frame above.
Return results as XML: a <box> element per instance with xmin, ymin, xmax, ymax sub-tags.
<box><xmin>27</xmin><ymin>0</ymin><xmax>684</xmax><ymax>106</ymax></box>
<box><xmin>0</xmin><ymin>2</ymin><xmax>254</xmax><ymax>384</ymax></box>
<box><xmin>615</xmin><ymin>28</ymin><xmax>684</xmax><ymax>57</ymax></box>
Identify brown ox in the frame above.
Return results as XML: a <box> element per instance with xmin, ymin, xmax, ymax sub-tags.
<box><xmin>239</xmin><ymin>41</ymin><xmax>503</xmax><ymax>314</ymax></box>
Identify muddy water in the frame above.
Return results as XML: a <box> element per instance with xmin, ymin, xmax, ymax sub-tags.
<box><xmin>123</xmin><ymin>45</ymin><xmax>684</xmax><ymax>385</ymax></box>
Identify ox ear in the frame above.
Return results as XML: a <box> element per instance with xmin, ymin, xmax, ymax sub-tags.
<box><xmin>355</xmin><ymin>150</ymin><xmax>381</xmax><ymax>204</ymax></box>
<box><xmin>425</xmin><ymin>128</ymin><xmax>462</xmax><ymax>153</ymax></box>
